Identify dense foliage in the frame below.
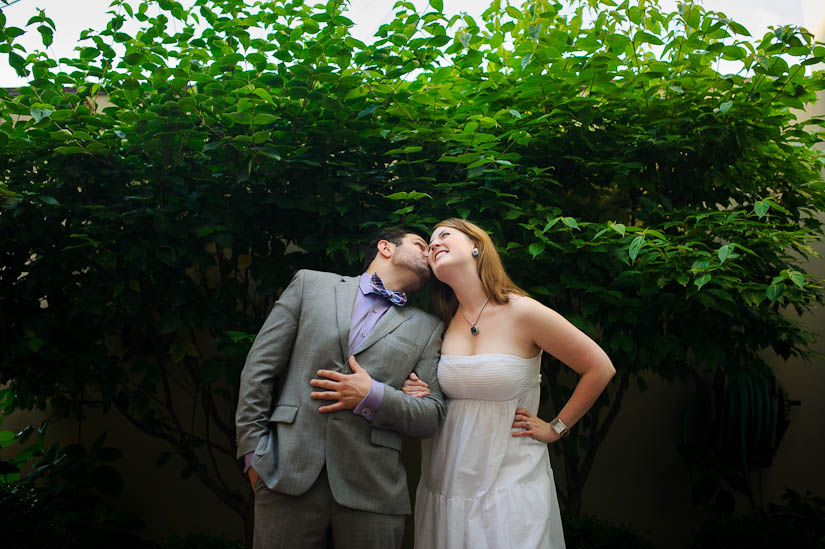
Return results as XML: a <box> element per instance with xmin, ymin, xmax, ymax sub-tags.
<box><xmin>691</xmin><ymin>489</ymin><xmax>825</xmax><ymax>549</ymax></box>
<box><xmin>1</xmin><ymin>0</ymin><xmax>824</xmax><ymax>540</ymax></box>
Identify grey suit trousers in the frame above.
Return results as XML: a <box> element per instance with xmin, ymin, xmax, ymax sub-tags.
<box><xmin>253</xmin><ymin>468</ymin><xmax>405</xmax><ymax>549</ymax></box>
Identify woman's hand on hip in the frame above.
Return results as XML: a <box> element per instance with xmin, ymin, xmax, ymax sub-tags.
<box><xmin>512</xmin><ymin>408</ymin><xmax>560</xmax><ymax>444</ymax></box>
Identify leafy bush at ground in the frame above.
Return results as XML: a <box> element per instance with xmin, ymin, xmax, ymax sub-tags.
<box><xmin>562</xmin><ymin>511</ymin><xmax>655</xmax><ymax>549</ymax></box>
<box><xmin>692</xmin><ymin>489</ymin><xmax>825</xmax><ymax>549</ymax></box>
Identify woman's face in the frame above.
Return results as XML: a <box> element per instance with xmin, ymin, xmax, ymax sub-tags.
<box><xmin>428</xmin><ymin>225</ymin><xmax>476</xmax><ymax>276</ymax></box>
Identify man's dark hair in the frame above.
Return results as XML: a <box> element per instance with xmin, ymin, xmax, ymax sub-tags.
<box><xmin>362</xmin><ymin>226</ymin><xmax>427</xmax><ymax>271</ymax></box>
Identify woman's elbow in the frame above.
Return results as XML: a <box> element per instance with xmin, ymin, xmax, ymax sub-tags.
<box><xmin>605</xmin><ymin>360</ymin><xmax>616</xmax><ymax>380</ymax></box>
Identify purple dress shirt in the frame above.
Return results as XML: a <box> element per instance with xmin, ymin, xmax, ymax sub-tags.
<box><xmin>244</xmin><ymin>272</ymin><xmax>395</xmax><ymax>472</ymax></box>
<box><xmin>349</xmin><ymin>272</ymin><xmax>393</xmax><ymax>420</ymax></box>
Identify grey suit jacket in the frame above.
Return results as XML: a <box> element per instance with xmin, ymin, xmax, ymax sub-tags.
<box><xmin>235</xmin><ymin>269</ymin><xmax>445</xmax><ymax>515</ymax></box>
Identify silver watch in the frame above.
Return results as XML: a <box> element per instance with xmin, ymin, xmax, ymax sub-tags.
<box><xmin>550</xmin><ymin>417</ymin><xmax>570</xmax><ymax>438</ymax></box>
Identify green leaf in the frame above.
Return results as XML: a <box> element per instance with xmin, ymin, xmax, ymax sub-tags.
<box><xmin>124</xmin><ymin>52</ymin><xmax>144</xmax><ymax>65</ymax></box>
<box><xmin>561</xmin><ymin>217</ymin><xmax>579</xmax><ymax>229</ymax></box>
<box><xmin>694</xmin><ymin>274</ymin><xmax>711</xmax><ymax>290</ymax></box>
<box><xmin>717</xmin><ymin>245</ymin><xmax>731</xmax><ymax>263</ymax></box>
<box><xmin>765</xmin><ymin>284</ymin><xmax>783</xmax><ymax>302</ymax></box>
<box><xmin>719</xmin><ymin>101</ymin><xmax>733</xmax><ymax>114</ymax></box>
<box><xmin>429</xmin><ymin>0</ymin><xmax>443</xmax><ymax>11</ymax></box>
<box><xmin>37</xmin><ymin>25</ymin><xmax>53</xmax><ymax>47</ymax></box>
<box><xmin>788</xmin><ymin>270</ymin><xmax>804</xmax><ymax>288</ymax></box>
<box><xmin>754</xmin><ymin>201</ymin><xmax>769</xmax><ymax>218</ymax></box>
<box><xmin>226</xmin><ymin>111</ymin><xmax>253</xmax><ymax>124</ymax></box>
<box><xmin>528</xmin><ymin>242</ymin><xmax>545</xmax><ymax>258</ymax></box>
<box><xmin>252</xmin><ymin>88</ymin><xmax>273</xmax><ymax>102</ymax></box>
<box><xmin>253</xmin><ymin>114</ymin><xmax>278</xmax><ymax>125</ymax></box>
<box><xmin>54</xmin><ymin>146</ymin><xmax>86</xmax><ymax>155</ymax></box>
<box><xmin>610</xmin><ymin>223</ymin><xmax>626</xmax><ymax>237</ymax></box>
<box><xmin>628</xmin><ymin>235</ymin><xmax>645</xmax><ymax>262</ymax></box>
<box><xmin>30</xmin><ymin>107</ymin><xmax>52</xmax><ymax>123</ymax></box>
<box><xmin>542</xmin><ymin>218</ymin><xmax>560</xmax><ymax>233</ymax></box>
<box><xmin>356</xmin><ymin>103</ymin><xmax>379</xmax><ymax>119</ymax></box>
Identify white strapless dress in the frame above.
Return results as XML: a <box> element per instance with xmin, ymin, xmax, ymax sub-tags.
<box><xmin>414</xmin><ymin>353</ymin><xmax>565</xmax><ymax>549</ymax></box>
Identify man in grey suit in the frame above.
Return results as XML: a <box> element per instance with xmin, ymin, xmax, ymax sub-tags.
<box><xmin>235</xmin><ymin>227</ymin><xmax>445</xmax><ymax>549</ymax></box>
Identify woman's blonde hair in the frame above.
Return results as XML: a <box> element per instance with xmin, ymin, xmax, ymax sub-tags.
<box><xmin>431</xmin><ymin>218</ymin><xmax>527</xmax><ymax>324</ymax></box>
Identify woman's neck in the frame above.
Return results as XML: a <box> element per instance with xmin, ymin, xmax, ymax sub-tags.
<box><xmin>441</xmin><ymin>270</ymin><xmax>488</xmax><ymax>316</ymax></box>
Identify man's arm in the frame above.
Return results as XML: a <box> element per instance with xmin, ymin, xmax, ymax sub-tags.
<box><xmin>369</xmin><ymin>322</ymin><xmax>445</xmax><ymax>438</ymax></box>
<box><xmin>310</xmin><ymin>320</ymin><xmax>446</xmax><ymax>438</ymax></box>
<box><xmin>235</xmin><ymin>270</ymin><xmax>304</xmax><ymax>459</ymax></box>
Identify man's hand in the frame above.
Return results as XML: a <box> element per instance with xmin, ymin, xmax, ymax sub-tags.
<box><xmin>247</xmin><ymin>466</ymin><xmax>259</xmax><ymax>491</ymax></box>
<box><xmin>310</xmin><ymin>356</ymin><xmax>373</xmax><ymax>412</ymax></box>
<box><xmin>401</xmin><ymin>372</ymin><xmax>430</xmax><ymax>398</ymax></box>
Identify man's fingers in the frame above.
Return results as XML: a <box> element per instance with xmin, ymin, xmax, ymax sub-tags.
<box><xmin>511</xmin><ymin>430</ymin><xmax>533</xmax><ymax>438</ymax></box>
<box><xmin>316</xmin><ymin>369</ymin><xmax>344</xmax><ymax>381</ymax></box>
<box><xmin>409</xmin><ymin>372</ymin><xmax>421</xmax><ymax>382</ymax></box>
<box><xmin>310</xmin><ymin>391</ymin><xmax>340</xmax><ymax>400</ymax></box>
<box><xmin>318</xmin><ymin>402</ymin><xmax>345</xmax><ymax>413</ymax></box>
<box><xmin>310</xmin><ymin>379</ymin><xmax>339</xmax><ymax>389</ymax></box>
<box><xmin>348</xmin><ymin>355</ymin><xmax>362</xmax><ymax>372</ymax></box>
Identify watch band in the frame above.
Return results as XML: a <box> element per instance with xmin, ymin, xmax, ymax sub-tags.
<box><xmin>550</xmin><ymin>417</ymin><xmax>570</xmax><ymax>438</ymax></box>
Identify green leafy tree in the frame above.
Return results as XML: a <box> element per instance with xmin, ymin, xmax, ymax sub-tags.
<box><xmin>1</xmin><ymin>0</ymin><xmax>823</xmax><ymax>542</ymax></box>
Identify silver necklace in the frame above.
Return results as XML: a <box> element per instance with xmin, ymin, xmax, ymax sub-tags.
<box><xmin>460</xmin><ymin>297</ymin><xmax>490</xmax><ymax>336</ymax></box>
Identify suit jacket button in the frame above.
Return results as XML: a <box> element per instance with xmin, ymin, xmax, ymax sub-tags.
<box><xmin>361</xmin><ymin>408</ymin><xmax>371</xmax><ymax>417</ymax></box>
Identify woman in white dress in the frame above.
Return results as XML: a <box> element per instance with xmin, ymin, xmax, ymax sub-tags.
<box><xmin>402</xmin><ymin>218</ymin><xmax>616</xmax><ymax>549</ymax></box>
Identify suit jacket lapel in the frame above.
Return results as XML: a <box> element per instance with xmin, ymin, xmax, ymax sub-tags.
<box><xmin>335</xmin><ymin>276</ymin><xmax>359</xmax><ymax>362</ymax></box>
<box><xmin>355</xmin><ymin>304</ymin><xmax>411</xmax><ymax>356</ymax></box>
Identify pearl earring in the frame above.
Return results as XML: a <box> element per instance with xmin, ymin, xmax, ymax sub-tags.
<box><xmin>472</xmin><ymin>249</ymin><xmax>479</xmax><ymax>257</ymax></box>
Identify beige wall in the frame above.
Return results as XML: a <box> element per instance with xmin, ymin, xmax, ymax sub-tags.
<box><xmin>0</xmin><ymin>402</ymin><xmax>247</xmax><ymax>542</ymax></box>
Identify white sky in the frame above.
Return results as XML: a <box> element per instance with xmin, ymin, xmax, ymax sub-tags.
<box><xmin>0</xmin><ymin>0</ymin><xmax>818</xmax><ymax>86</ymax></box>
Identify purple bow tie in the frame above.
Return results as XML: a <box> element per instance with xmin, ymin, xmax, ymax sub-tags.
<box><xmin>368</xmin><ymin>274</ymin><xmax>407</xmax><ymax>306</ymax></box>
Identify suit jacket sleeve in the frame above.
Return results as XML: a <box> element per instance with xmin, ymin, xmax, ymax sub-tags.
<box><xmin>234</xmin><ymin>270</ymin><xmax>304</xmax><ymax>458</ymax></box>
<box><xmin>370</xmin><ymin>319</ymin><xmax>446</xmax><ymax>438</ymax></box>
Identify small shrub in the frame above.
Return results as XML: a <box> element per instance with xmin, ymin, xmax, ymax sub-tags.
<box><xmin>562</xmin><ymin>512</ymin><xmax>655</xmax><ymax>549</ymax></box>
<box><xmin>692</xmin><ymin>489</ymin><xmax>825</xmax><ymax>549</ymax></box>
<box><xmin>160</xmin><ymin>533</ymin><xmax>244</xmax><ymax>549</ymax></box>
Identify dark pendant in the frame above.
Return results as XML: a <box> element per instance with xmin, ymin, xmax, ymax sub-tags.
<box><xmin>470</xmin><ymin>325</ymin><xmax>479</xmax><ymax>336</ymax></box>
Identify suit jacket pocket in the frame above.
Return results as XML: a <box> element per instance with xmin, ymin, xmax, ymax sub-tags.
<box><xmin>254</xmin><ymin>432</ymin><xmax>272</xmax><ymax>456</ymax></box>
<box><xmin>269</xmin><ymin>405</ymin><xmax>298</xmax><ymax>424</ymax></box>
<box><xmin>370</xmin><ymin>428</ymin><xmax>402</xmax><ymax>452</ymax></box>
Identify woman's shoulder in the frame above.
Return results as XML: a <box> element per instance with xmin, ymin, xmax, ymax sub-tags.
<box><xmin>505</xmin><ymin>292</ymin><xmax>538</xmax><ymax>308</ymax></box>
<box><xmin>506</xmin><ymin>292</ymin><xmax>560</xmax><ymax>321</ymax></box>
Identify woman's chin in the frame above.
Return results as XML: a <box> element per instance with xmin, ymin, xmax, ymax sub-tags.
<box><xmin>430</xmin><ymin>262</ymin><xmax>456</xmax><ymax>282</ymax></box>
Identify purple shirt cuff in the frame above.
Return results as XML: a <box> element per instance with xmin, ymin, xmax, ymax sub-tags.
<box><xmin>243</xmin><ymin>452</ymin><xmax>253</xmax><ymax>473</ymax></box>
<box><xmin>353</xmin><ymin>379</ymin><xmax>385</xmax><ymax>421</ymax></box>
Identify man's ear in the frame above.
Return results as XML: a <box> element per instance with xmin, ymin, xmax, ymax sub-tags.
<box><xmin>377</xmin><ymin>239</ymin><xmax>394</xmax><ymax>259</ymax></box>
